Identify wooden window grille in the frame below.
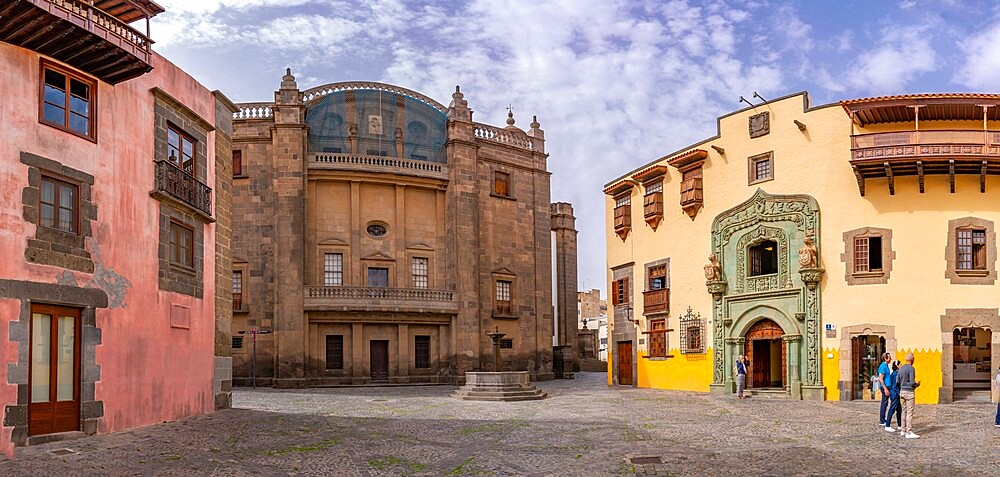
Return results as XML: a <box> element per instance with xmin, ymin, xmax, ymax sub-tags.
<box><xmin>853</xmin><ymin>236</ymin><xmax>883</xmax><ymax>273</ymax></box>
<box><xmin>648</xmin><ymin>319</ymin><xmax>667</xmax><ymax>358</ymax></box>
<box><xmin>40</xmin><ymin>61</ymin><xmax>95</xmax><ymax>140</ymax></box>
<box><xmin>325</xmin><ymin>335</ymin><xmax>344</xmax><ymax>370</ymax></box>
<box><xmin>680</xmin><ymin>168</ymin><xmax>704</xmax><ymax>206</ymax></box>
<box><xmin>615</xmin><ymin>194</ymin><xmax>631</xmax><ymax>207</ymax></box>
<box><xmin>494</xmin><ymin>171</ymin><xmax>511</xmax><ymax>197</ymax></box>
<box><xmin>167</xmin><ymin>124</ymin><xmax>197</xmax><ymax>175</ymax></box>
<box><xmin>169</xmin><ymin>221</ymin><xmax>194</xmax><ymax>268</ymax></box>
<box><xmin>412</xmin><ymin>257</ymin><xmax>429</xmax><ymax>289</ymax></box>
<box><xmin>648</xmin><ymin>264</ymin><xmax>667</xmax><ymax>290</ymax></box>
<box><xmin>324</xmin><ymin>253</ymin><xmax>343</xmax><ymax>286</ymax></box>
<box><xmin>368</xmin><ymin>267</ymin><xmax>389</xmax><ymax>287</ymax></box>
<box><xmin>232</xmin><ymin>150</ymin><xmax>243</xmax><ymax>177</ymax></box>
<box><xmin>495</xmin><ymin>280</ymin><xmax>512</xmax><ymax>315</ymax></box>
<box><xmin>39</xmin><ymin>176</ymin><xmax>79</xmax><ymax>234</ymax></box>
<box><xmin>414</xmin><ymin>335</ymin><xmax>431</xmax><ymax>368</ymax></box>
<box><xmin>232</xmin><ymin>270</ymin><xmax>243</xmax><ymax>310</ymax></box>
<box><xmin>645</xmin><ymin>181</ymin><xmax>663</xmax><ymax>194</ymax></box>
<box><xmin>957</xmin><ymin>228</ymin><xmax>987</xmax><ymax>270</ymax></box>
<box><xmin>611</xmin><ymin>277</ymin><xmax>630</xmax><ymax>305</ymax></box>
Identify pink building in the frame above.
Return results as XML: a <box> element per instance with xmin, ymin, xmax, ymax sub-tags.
<box><xmin>0</xmin><ymin>1</ymin><xmax>234</xmax><ymax>454</ymax></box>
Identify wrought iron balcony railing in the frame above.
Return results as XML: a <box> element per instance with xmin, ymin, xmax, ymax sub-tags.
<box><xmin>153</xmin><ymin>160</ymin><xmax>213</xmax><ymax>218</ymax></box>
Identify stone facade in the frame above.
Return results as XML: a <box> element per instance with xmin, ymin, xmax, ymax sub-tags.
<box><xmin>229</xmin><ymin>75</ymin><xmax>576</xmax><ymax>386</ymax></box>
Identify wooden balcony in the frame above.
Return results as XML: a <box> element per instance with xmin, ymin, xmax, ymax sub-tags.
<box><xmin>643</xmin><ymin>192</ymin><xmax>663</xmax><ymax>230</ymax></box>
<box><xmin>850</xmin><ymin>130</ymin><xmax>1000</xmax><ymax>195</ymax></box>
<box><xmin>613</xmin><ymin>204</ymin><xmax>631</xmax><ymax>241</ymax></box>
<box><xmin>152</xmin><ymin>160</ymin><xmax>213</xmax><ymax>220</ymax></box>
<box><xmin>642</xmin><ymin>288</ymin><xmax>669</xmax><ymax>315</ymax></box>
<box><xmin>304</xmin><ymin>286</ymin><xmax>458</xmax><ymax>314</ymax></box>
<box><xmin>0</xmin><ymin>0</ymin><xmax>162</xmax><ymax>84</ymax></box>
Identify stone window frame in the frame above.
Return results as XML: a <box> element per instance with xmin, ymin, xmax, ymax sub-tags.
<box><xmin>491</xmin><ymin>268</ymin><xmax>518</xmax><ymax>319</ymax></box>
<box><xmin>841</xmin><ymin>227</ymin><xmax>895</xmax><ymax>286</ymax></box>
<box><xmin>411</xmin><ymin>256</ymin><xmax>429</xmax><ymax>289</ymax></box>
<box><xmin>40</xmin><ymin>59</ymin><xmax>97</xmax><ymax>142</ymax></box>
<box><xmin>231</xmin><ymin>149</ymin><xmax>246</xmax><ymax>178</ymax></box>
<box><xmin>747</xmin><ymin>151</ymin><xmax>774</xmax><ymax>185</ymax></box>
<box><xmin>492</xmin><ymin>169</ymin><xmax>514</xmax><ymax>200</ymax></box>
<box><xmin>232</xmin><ymin>263</ymin><xmax>247</xmax><ymax>313</ymax></box>
<box><xmin>157</xmin><ymin>205</ymin><xmax>205</xmax><ymax>298</ymax></box>
<box><xmin>944</xmin><ymin>217</ymin><xmax>997</xmax><ymax>285</ymax></box>
<box><xmin>152</xmin><ymin>88</ymin><xmax>212</xmax><ymax>185</ymax></box>
<box><xmin>20</xmin><ymin>152</ymin><xmax>96</xmax><ymax>274</ymax></box>
<box><xmin>169</xmin><ymin>220</ymin><xmax>195</xmax><ymax>269</ymax></box>
<box><xmin>39</xmin><ymin>175</ymin><xmax>80</xmax><ymax>234</ymax></box>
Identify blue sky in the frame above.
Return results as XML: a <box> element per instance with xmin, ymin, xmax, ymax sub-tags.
<box><xmin>150</xmin><ymin>0</ymin><xmax>1000</xmax><ymax>296</ymax></box>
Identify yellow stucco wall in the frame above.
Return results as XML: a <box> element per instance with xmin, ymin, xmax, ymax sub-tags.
<box><xmin>604</xmin><ymin>92</ymin><xmax>1000</xmax><ymax>402</ymax></box>
<box><xmin>637</xmin><ymin>348</ymin><xmax>713</xmax><ymax>391</ymax></box>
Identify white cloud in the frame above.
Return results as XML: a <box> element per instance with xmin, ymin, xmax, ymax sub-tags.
<box><xmin>845</xmin><ymin>27</ymin><xmax>937</xmax><ymax>93</ymax></box>
<box><xmin>954</xmin><ymin>20</ymin><xmax>1000</xmax><ymax>89</ymax></box>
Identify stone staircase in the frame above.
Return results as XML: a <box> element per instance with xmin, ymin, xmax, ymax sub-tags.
<box><xmin>745</xmin><ymin>388</ymin><xmax>789</xmax><ymax>399</ymax></box>
<box><xmin>953</xmin><ymin>389</ymin><xmax>992</xmax><ymax>403</ymax></box>
<box><xmin>451</xmin><ymin>371</ymin><xmax>547</xmax><ymax>402</ymax></box>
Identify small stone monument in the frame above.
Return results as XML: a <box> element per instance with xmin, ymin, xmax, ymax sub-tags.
<box><xmin>451</xmin><ymin>326</ymin><xmax>547</xmax><ymax>401</ymax></box>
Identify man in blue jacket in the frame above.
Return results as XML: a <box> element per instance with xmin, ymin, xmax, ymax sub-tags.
<box><xmin>877</xmin><ymin>352</ymin><xmax>892</xmax><ymax>426</ymax></box>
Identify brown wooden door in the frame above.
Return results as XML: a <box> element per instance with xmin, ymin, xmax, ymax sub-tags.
<box><xmin>751</xmin><ymin>340</ymin><xmax>770</xmax><ymax>388</ymax></box>
<box><xmin>370</xmin><ymin>340</ymin><xmax>389</xmax><ymax>381</ymax></box>
<box><xmin>617</xmin><ymin>341</ymin><xmax>633</xmax><ymax>385</ymax></box>
<box><xmin>29</xmin><ymin>304</ymin><xmax>81</xmax><ymax>436</ymax></box>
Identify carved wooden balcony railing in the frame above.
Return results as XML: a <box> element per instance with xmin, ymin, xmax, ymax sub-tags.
<box><xmin>642</xmin><ymin>288</ymin><xmax>669</xmax><ymax>315</ymax></box>
<box><xmin>0</xmin><ymin>0</ymin><xmax>161</xmax><ymax>84</ymax></box>
<box><xmin>153</xmin><ymin>160</ymin><xmax>213</xmax><ymax>218</ymax></box>
<box><xmin>643</xmin><ymin>192</ymin><xmax>663</xmax><ymax>230</ymax></box>
<box><xmin>851</xmin><ymin>130</ymin><xmax>1000</xmax><ymax>195</ymax></box>
<box><xmin>303</xmin><ymin>286</ymin><xmax>458</xmax><ymax>314</ymax></box>
<box><xmin>613</xmin><ymin>204</ymin><xmax>631</xmax><ymax>241</ymax></box>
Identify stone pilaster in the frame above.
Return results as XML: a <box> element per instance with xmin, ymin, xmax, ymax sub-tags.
<box><xmin>270</xmin><ymin>69</ymin><xmax>308</xmax><ymax>388</ymax></box>
<box><xmin>551</xmin><ymin>202</ymin><xmax>578</xmax><ymax>375</ymax></box>
<box><xmin>212</xmin><ymin>90</ymin><xmax>238</xmax><ymax>408</ymax></box>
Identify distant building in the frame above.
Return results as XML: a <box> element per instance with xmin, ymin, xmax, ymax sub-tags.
<box><xmin>229</xmin><ymin>75</ymin><xmax>578</xmax><ymax>386</ymax></box>
<box><xmin>0</xmin><ymin>1</ymin><xmax>234</xmax><ymax>453</ymax></box>
<box><xmin>604</xmin><ymin>91</ymin><xmax>999</xmax><ymax>402</ymax></box>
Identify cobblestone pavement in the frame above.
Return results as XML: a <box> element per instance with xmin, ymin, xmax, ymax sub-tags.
<box><xmin>3</xmin><ymin>372</ymin><xmax>999</xmax><ymax>476</ymax></box>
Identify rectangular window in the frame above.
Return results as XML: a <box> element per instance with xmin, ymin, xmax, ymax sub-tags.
<box><xmin>499</xmin><ymin>338</ymin><xmax>513</xmax><ymax>349</ymax></box>
<box><xmin>648</xmin><ymin>264</ymin><xmax>666</xmax><ymax>290</ymax></box>
<box><xmin>412</xmin><ymin>257</ymin><xmax>429</xmax><ymax>289</ymax></box>
<box><xmin>169</xmin><ymin>221</ymin><xmax>194</xmax><ymax>268</ymax></box>
<box><xmin>958</xmin><ymin>228</ymin><xmax>987</xmax><ymax>270</ymax></box>
<box><xmin>232</xmin><ymin>150</ymin><xmax>243</xmax><ymax>177</ymax></box>
<box><xmin>39</xmin><ymin>176</ymin><xmax>78</xmax><ymax>234</ymax></box>
<box><xmin>611</xmin><ymin>277</ymin><xmax>630</xmax><ymax>305</ymax></box>
<box><xmin>232</xmin><ymin>270</ymin><xmax>243</xmax><ymax>310</ymax></box>
<box><xmin>494</xmin><ymin>171</ymin><xmax>510</xmax><ymax>197</ymax></box>
<box><xmin>748</xmin><ymin>152</ymin><xmax>773</xmax><ymax>184</ymax></box>
<box><xmin>324</xmin><ymin>253</ymin><xmax>343</xmax><ymax>286</ymax></box>
<box><xmin>40</xmin><ymin>62</ymin><xmax>95</xmax><ymax>140</ymax></box>
<box><xmin>687</xmin><ymin>326</ymin><xmax>702</xmax><ymax>353</ymax></box>
<box><xmin>367</xmin><ymin>267</ymin><xmax>389</xmax><ymax>287</ymax></box>
<box><xmin>615</xmin><ymin>194</ymin><xmax>631</xmax><ymax>207</ymax></box>
<box><xmin>232</xmin><ymin>336</ymin><xmax>243</xmax><ymax>349</ymax></box>
<box><xmin>648</xmin><ymin>319</ymin><xmax>667</xmax><ymax>358</ymax></box>
<box><xmin>414</xmin><ymin>335</ymin><xmax>431</xmax><ymax>369</ymax></box>
<box><xmin>645</xmin><ymin>181</ymin><xmax>663</xmax><ymax>194</ymax></box>
<box><xmin>495</xmin><ymin>280</ymin><xmax>512</xmax><ymax>314</ymax></box>
<box><xmin>852</xmin><ymin>236</ymin><xmax>883</xmax><ymax>272</ymax></box>
<box><xmin>325</xmin><ymin>335</ymin><xmax>344</xmax><ymax>370</ymax></box>
<box><xmin>167</xmin><ymin>124</ymin><xmax>196</xmax><ymax>175</ymax></box>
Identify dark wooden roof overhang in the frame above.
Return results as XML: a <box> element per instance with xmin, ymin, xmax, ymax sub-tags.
<box><xmin>666</xmin><ymin>149</ymin><xmax>708</xmax><ymax>172</ymax></box>
<box><xmin>603</xmin><ymin>179</ymin><xmax>636</xmax><ymax>197</ymax></box>
<box><xmin>631</xmin><ymin>165</ymin><xmax>668</xmax><ymax>184</ymax></box>
<box><xmin>93</xmin><ymin>0</ymin><xmax>165</xmax><ymax>23</ymax></box>
<box><xmin>841</xmin><ymin>94</ymin><xmax>1000</xmax><ymax>126</ymax></box>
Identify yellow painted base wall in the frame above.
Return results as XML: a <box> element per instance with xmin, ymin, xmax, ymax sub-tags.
<box><xmin>820</xmin><ymin>347</ymin><xmax>943</xmax><ymax>404</ymax></box>
<box><xmin>822</xmin><ymin>348</ymin><xmax>840</xmax><ymax>401</ymax></box>
<box><xmin>636</xmin><ymin>348</ymin><xmax>713</xmax><ymax>392</ymax></box>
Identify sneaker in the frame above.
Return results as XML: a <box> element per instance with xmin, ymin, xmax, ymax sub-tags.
<box><xmin>904</xmin><ymin>432</ymin><xmax>919</xmax><ymax>439</ymax></box>
<box><xmin>884</xmin><ymin>426</ymin><xmax>895</xmax><ymax>432</ymax></box>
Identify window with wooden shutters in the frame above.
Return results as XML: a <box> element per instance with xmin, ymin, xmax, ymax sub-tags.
<box><xmin>647</xmin><ymin>319</ymin><xmax>667</xmax><ymax>358</ymax></box>
<box><xmin>946</xmin><ymin>218</ymin><xmax>995</xmax><ymax>285</ymax></box>
<box><xmin>495</xmin><ymin>280</ymin><xmax>512</xmax><ymax>315</ymax></box>
<box><xmin>680</xmin><ymin>168</ymin><xmax>704</xmax><ymax>206</ymax></box>
<box><xmin>648</xmin><ymin>264</ymin><xmax>666</xmax><ymax>290</ymax></box>
<box><xmin>956</xmin><ymin>228</ymin><xmax>987</xmax><ymax>270</ymax></box>
<box><xmin>494</xmin><ymin>171</ymin><xmax>511</xmax><ymax>197</ymax></box>
<box><xmin>326</xmin><ymin>335</ymin><xmax>344</xmax><ymax>370</ymax></box>
<box><xmin>611</xmin><ymin>277</ymin><xmax>630</xmax><ymax>305</ymax></box>
<box><xmin>613</xmin><ymin>194</ymin><xmax>632</xmax><ymax>240</ymax></box>
<box><xmin>232</xmin><ymin>270</ymin><xmax>243</xmax><ymax>311</ymax></box>
<box><xmin>412</xmin><ymin>257</ymin><xmax>429</xmax><ymax>288</ymax></box>
<box><xmin>414</xmin><ymin>335</ymin><xmax>431</xmax><ymax>368</ymax></box>
<box><xmin>324</xmin><ymin>253</ymin><xmax>343</xmax><ymax>286</ymax></box>
<box><xmin>853</xmin><ymin>236</ymin><xmax>883</xmax><ymax>273</ymax></box>
<box><xmin>232</xmin><ymin>150</ymin><xmax>243</xmax><ymax>177</ymax></box>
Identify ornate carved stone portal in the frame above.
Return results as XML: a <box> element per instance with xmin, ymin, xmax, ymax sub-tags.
<box><xmin>707</xmin><ymin>189</ymin><xmax>824</xmax><ymax>400</ymax></box>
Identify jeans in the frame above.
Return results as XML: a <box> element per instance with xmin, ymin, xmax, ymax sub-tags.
<box><xmin>900</xmin><ymin>390</ymin><xmax>916</xmax><ymax>433</ymax></box>
<box><xmin>736</xmin><ymin>374</ymin><xmax>746</xmax><ymax>397</ymax></box>
<box><xmin>878</xmin><ymin>388</ymin><xmax>890</xmax><ymax>424</ymax></box>
<box><xmin>885</xmin><ymin>395</ymin><xmax>902</xmax><ymax>427</ymax></box>
<box><xmin>995</xmin><ymin>403</ymin><xmax>999</xmax><ymax>426</ymax></box>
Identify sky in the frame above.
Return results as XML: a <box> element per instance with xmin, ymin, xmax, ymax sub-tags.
<box><xmin>148</xmin><ymin>0</ymin><xmax>1000</xmax><ymax>297</ymax></box>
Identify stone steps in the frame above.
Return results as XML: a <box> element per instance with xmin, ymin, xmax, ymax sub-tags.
<box><xmin>953</xmin><ymin>389</ymin><xmax>992</xmax><ymax>403</ymax></box>
<box><xmin>746</xmin><ymin>388</ymin><xmax>789</xmax><ymax>399</ymax></box>
<box><xmin>451</xmin><ymin>371</ymin><xmax>548</xmax><ymax>401</ymax></box>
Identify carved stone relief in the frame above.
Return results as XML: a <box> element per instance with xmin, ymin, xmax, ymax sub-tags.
<box><xmin>749</xmin><ymin>111</ymin><xmax>770</xmax><ymax>138</ymax></box>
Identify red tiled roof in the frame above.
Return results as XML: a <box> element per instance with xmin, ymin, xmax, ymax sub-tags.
<box><xmin>841</xmin><ymin>93</ymin><xmax>1000</xmax><ymax>125</ymax></box>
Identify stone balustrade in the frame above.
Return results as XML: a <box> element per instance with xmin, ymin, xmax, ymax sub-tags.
<box><xmin>473</xmin><ymin>123</ymin><xmax>535</xmax><ymax>151</ymax></box>
<box><xmin>233</xmin><ymin>103</ymin><xmax>274</xmax><ymax>120</ymax></box>
<box><xmin>304</xmin><ymin>286</ymin><xmax>458</xmax><ymax>314</ymax></box>
<box><xmin>308</xmin><ymin>153</ymin><xmax>449</xmax><ymax>180</ymax></box>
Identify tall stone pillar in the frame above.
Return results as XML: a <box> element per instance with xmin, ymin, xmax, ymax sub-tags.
<box><xmin>528</xmin><ymin>116</ymin><xmax>554</xmax><ymax>381</ymax></box>
<box><xmin>784</xmin><ymin>334</ymin><xmax>803</xmax><ymax>399</ymax></box>
<box><xmin>551</xmin><ymin>202</ymin><xmax>579</xmax><ymax>376</ymax></box>
<box><xmin>270</xmin><ymin>69</ymin><xmax>308</xmax><ymax>388</ymax></box>
<box><xmin>445</xmin><ymin>86</ymin><xmax>480</xmax><ymax>382</ymax></box>
<box><xmin>212</xmin><ymin>90</ymin><xmax>238</xmax><ymax>407</ymax></box>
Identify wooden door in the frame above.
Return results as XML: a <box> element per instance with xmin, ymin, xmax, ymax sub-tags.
<box><xmin>851</xmin><ymin>336</ymin><xmax>862</xmax><ymax>399</ymax></box>
<box><xmin>617</xmin><ymin>341</ymin><xmax>633</xmax><ymax>385</ymax></box>
<box><xmin>751</xmin><ymin>340</ymin><xmax>770</xmax><ymax>388</ymax></box>
<box><xmin>29</xmin><ymin>304</ymin><xmax>81</xmax><ymax>436</ymax></box>
<box><xmin>370</xmin><ymin>340</ymin><xmax>389</xmax><ymax>381</ymax></box>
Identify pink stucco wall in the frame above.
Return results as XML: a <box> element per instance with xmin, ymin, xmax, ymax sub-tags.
<box><xmin>0</xmin><ymin>43</ymin><xmax>219</xmax><ymax>455</ymax></box>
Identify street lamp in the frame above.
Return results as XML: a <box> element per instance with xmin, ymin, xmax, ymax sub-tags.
<box><xmin>625</xmin><ymin>305</ymin><xmax>638</xmax><ymax>326</ymax></box>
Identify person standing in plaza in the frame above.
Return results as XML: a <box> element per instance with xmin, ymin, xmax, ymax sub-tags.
<box><xmin>994</xmin><ymin>365</ymin><xmax>1000</xmax><ymax>427</ymax></box>
<box><xmin>735</xmin><ymin>355</ymin><xmax>748</xmax><ymax>399</ymax></box>
<box><xmin>877</xmin><ymin>352</ymin><xmax>892</xmax><ymax>426</ymax></box>
<box><xmin>884</xmin><ymin>360</ymin><xmax>902</xmax><ymax>432</ymax></box>
<box><xmin>898</xmin><ymin>353</ymin><xmax>921</xmax><ymax>438</ymax></box>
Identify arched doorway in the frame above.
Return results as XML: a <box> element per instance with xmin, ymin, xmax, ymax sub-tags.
<box><xmin>744</xmin><ymin>319</ymin><xmax>786</xmax><ymax>389</ymax></box>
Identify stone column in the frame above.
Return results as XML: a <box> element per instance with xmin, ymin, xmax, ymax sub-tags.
<box><xmin>270</xmin><ymin>69</ymin><xmax>308</xmax><ymax>388</ymax></box>
<box><xmin>784</xmin><ymin>334</ymin><xmax>803</xmax><ymax>399</ymax></box>
<box><xmin>352</xmin><ymin>322</ymin><xmax>364</xmax><ymax>384</ymax></box>
<box><xmin>723</xmin><ymin>336</ymin><xmax>744</xmax><ymax>393</ymax></box>
<box><xmin>551</xmin><ymin>202</ymin><xmax>578</xmax><ymax>375</ymax></box>
<box><xmin>397</xmin><ymin>323</ymin><xmax>409</xmax><ymax>382</ymax></box>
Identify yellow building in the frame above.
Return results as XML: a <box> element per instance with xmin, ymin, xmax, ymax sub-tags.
<box><xmin>603</xmin><ymin>92</ymin><xmax>1000</xmax><ymax>403</ymax></box>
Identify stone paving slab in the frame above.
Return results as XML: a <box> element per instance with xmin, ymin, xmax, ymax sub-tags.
<box><xmin>2</xmin><ymin>372</ymin><xmax>999</xmax><ymax>476</ymax></box>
